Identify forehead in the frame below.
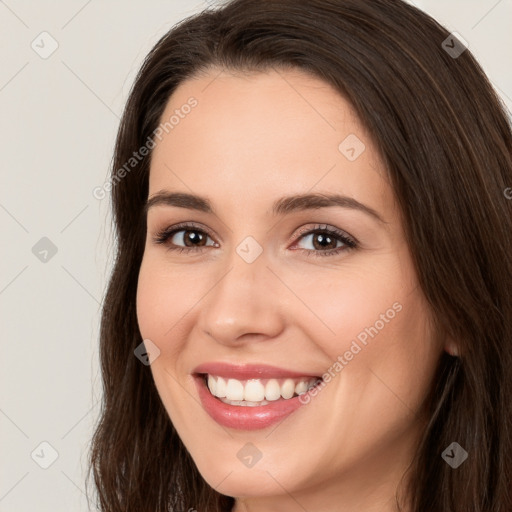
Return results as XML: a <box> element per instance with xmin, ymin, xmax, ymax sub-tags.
<box><xmin>148</xmin><ymin>68</ymin><xmax>394</xmax><ymax>220</ymax></box>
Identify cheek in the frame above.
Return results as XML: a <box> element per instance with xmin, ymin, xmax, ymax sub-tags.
<box><xmin>135</xmin><ymin>261</ymin><xmax>167</xmax><ymax>341</ymax></box>
<box><xmin>282</xmin><ymin>257</ymin><xmax>438</xmax><ymax>403</ymax></box>
<box><xmin>325</xmin><ymin>281</ymin><xmax>438</xmax><ymax>424</ymax></box>
<box><xmin>135</xmin><ymin>257</ymin><xmax>198</xmax><ymax>420</ymax></box>
<box><xmin>277</xmin><ymin>261</ymin><xmax>403</xmax><ymax>356</ymax></box>
<box><xmin>136</xmin><ymin>256</ymin><xmax>201</xmax><ymax>344</ymax></box>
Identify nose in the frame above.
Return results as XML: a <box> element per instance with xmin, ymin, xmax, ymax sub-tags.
<box><xmin>197</xmin><ymin>248</ymin><xmax>285</xmax><ymax>347</ymax></box>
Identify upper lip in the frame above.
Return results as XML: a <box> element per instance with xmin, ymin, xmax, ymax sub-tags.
<box><xmin>193</xmin><ymin>362</ymin><xmax>322</xmax><ymax>380</ymax></box>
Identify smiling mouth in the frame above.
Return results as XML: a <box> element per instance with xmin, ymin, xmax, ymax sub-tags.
<box><xmin>199</xmin><ymin>373</ymin><xmax>323</xmax><ymax>406</ymax></box>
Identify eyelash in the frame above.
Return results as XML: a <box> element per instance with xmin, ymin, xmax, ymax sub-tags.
<box><xmin>152</xmin><ymin>222</ymin><xmax>358</xmax><ymax>257</ymax></box>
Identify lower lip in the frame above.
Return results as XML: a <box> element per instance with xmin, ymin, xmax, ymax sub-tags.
<box><xmin>194</xmin><ymin>375</ymin><xmax>309</xmax><ymax>430</ymax></box>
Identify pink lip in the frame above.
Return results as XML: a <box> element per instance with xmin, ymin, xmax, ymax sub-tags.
<box><xmin>192</xmin><ymin>362</ymin><xmax>321</xmax><ymax>380</ymax></box>
<box><xmin>193</xmin><ymin>374</ymin><xmax>311</xmax><ymax>430</ymax></box>
<box><xmin>192</xmin><ymin>363</ymin><xmax>322</xmax><ymax>430</ymax></box>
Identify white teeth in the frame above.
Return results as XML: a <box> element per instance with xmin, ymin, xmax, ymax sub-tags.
<box><xmin>206</xmin><ymin>374</ymin><xmax>322</xmax><ymax>404</ymax></box>
<box><xmin>214</xmin><ymin>376</ymin><xmax>226</xmax><ymax>398</ymax></box>
<box><xmin>295</xmin><ymin>380</ymin><xmax>308</xmax><ymax>395</ymax></box>
<box><xmin>226</xmin><ymin>378</ymin><xmax>244</xmax><ymax>401</ymax></box>
<box><xmin>208</xmin><ymin>375</ymin><xmax>217</xmax><ymax>396</ymax></box>
<box><xmin>244</xmin><ymin>379</ymin><xmax>265</xmax><ymax>401</ymax></box>
<box><xmin>265</xmin><ymin>379</ymin><xmax>281</xmax><ymax>401</ymax></box>
<box><xmin>281</xmin><ymin>378</ymin><xmax>295</xmax><ymax>399</ymax></box>
<box><xmin>219</xmin><ymin>398</ymin><xmax>270</xmax><ymax>407</ymax></box>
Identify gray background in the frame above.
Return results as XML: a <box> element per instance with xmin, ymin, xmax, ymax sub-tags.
<box><xmin>1</xmin><ymin>1</ymin><xmax>510</xmax><ymax>510</ymax></box>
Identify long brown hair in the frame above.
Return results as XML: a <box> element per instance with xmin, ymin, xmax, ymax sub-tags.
<box><xmin>87</xmin><ymin>1</ymin><xmax>512</xmax><ymax>510</ymax></box>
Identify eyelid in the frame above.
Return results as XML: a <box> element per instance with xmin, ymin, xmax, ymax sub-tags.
<box><xmin>291</xmin><ymin>223</ymin><xmax>358</xmax><ymax>248</ymax></box>
<box><xmin>153</xmin><ymin>221</ymin><xmax>217</xmax><ymax>243</ymax></box>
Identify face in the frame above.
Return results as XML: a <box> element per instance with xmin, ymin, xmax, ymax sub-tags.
<box><xmin>136</xmin><ymin>67</ymin><xmax>444</xmax><ymax>510</ymax></box>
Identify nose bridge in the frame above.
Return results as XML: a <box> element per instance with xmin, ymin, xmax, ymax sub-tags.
<box><xmin>198</xmin><ymin>238</ymin><xmax>284</xmax><ymax>344</ymax></box>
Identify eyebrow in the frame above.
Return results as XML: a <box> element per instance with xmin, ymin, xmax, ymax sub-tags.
<box><xmin>145</xmin><ymin>191</ymin><xmax>386</xmax><ymax>224</ymax></box>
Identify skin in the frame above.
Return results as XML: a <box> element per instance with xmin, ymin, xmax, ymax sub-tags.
<box><xmin>136</xmin><ymin>67</ymin><xmax>451</xmax><ymax>512</ymax></box>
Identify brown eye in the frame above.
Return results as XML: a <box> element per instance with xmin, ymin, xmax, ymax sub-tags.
<box><xmin>153</xmin><ymin>223</ymin><xmax>218</xmax><ymax>252</ymax></box>
<box><xmin>172</xmin><ymin>229</ymin><xmax>209</xmax><ymax>247</ymax></box>
<box><xmin>311</xmin><ymin>232</ymin><xmax>339</xmax><ymax>250</ymax></box>
<box><xmin>293</xmin><ymin>225</ymin><xmax>357</xmax><ymax>256</ymax></box>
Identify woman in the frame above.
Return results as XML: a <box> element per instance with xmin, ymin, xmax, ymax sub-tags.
<box><xmin>88</xmin><ymin>0</ymin><xmax>512</xmax><ymax>511</ymax></box>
